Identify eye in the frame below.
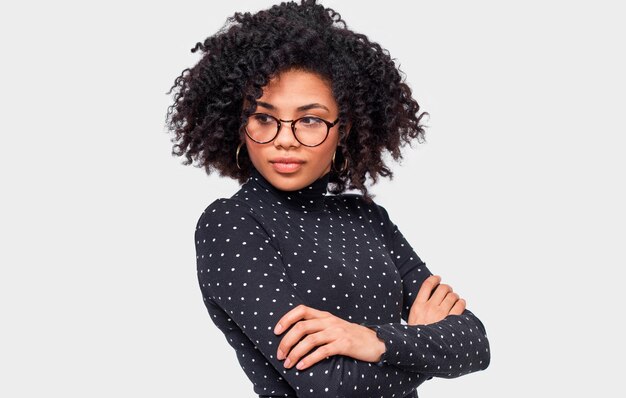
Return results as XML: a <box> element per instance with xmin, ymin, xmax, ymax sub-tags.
<box><xmin>252</xmin><ymin>114</ymin><xmax>274</xmax><ymax>124</ymax></box>
<box><xmin>299</xmin><ymin>116</ymin><xmax>324</xmax><ymax>126</ymax></box>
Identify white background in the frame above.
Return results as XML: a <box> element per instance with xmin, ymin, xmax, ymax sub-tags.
<box><xmin>2</xmin><ymin>0</ymin><xmax>624</xmax><ymax>396</ymax></box>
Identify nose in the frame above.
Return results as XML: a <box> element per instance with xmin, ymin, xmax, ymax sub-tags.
<box><xmin>273</xmin><ymin>120</ymin><xmax>300</xmax><ymax>148</ymax></box>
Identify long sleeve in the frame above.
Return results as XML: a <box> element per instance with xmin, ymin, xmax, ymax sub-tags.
<box><xmin>361</xmin><ymin>204</ymin><xmax>491</xmax><ymax>378</ymax></box>
<box><xmin>195</xmin><ymin>199</ymin><xmax>427</xmax><ymax>398</ymax></box>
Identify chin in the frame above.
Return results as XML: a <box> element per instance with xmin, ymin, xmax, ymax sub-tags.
<box><xmin>266</xmin><ymin>173</ymin><xmax>306</xmax><ymax>191</ymax></box>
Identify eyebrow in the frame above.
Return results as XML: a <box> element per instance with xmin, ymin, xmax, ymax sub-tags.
<box><xmin>256</xmin><ymin>101</ymin><xmax>329</xmax><ymax>112</ymax></box>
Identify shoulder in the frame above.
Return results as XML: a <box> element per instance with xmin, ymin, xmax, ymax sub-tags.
<box><xmin>329</xmin><ymin>193</ymin><xmax>392</xmax><ymax>224</ymax></box>
<box><xmin>194</xmin><ymin>197</ymin><xmax>259</xmax><ymax>232</ymax></box>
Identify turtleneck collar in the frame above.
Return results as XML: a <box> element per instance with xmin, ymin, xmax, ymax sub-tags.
<box><xmin>247</xmin><ymin>167</ymin><xmax>331</xmax><ymax>212</ymax></box>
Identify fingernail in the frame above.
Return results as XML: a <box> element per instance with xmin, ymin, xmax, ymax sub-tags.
<box><xmin>277</xmin><ymin>349</ymin><xmax>284</xmax><ymax>360</ymax></box>
<box><xmin>296</xmin><ymin>361</ymin><xmax>304</xmax><ymax>370</ymax></box>
<box><xmin>274</xmin><ymin>323</ymin><xmax>283</xmax><ymax>334</ymax></box>
<box><xmin>284</xmin><ymin>358</ymin><xmax>291</xmax><ymax>368</ymax></box>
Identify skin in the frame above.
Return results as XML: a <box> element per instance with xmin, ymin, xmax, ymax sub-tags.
<box><xmin>407</xmin><ymin>275</ymin><xmax>466</xmax><ymax>325</ymax></box>
<box><xmin>274</xmin><ymin>275</ymin><xmax>466</xmax><ymax>370</ymax></box>
<box><xmin>244</xmin><ymin>69</ymin><xmax>466</xmax><ymax>371</ymax></box>
<box><xmin>243</xmin><ymin>68</ymin><xmax>349</xmax><ymax>191</ymax></box>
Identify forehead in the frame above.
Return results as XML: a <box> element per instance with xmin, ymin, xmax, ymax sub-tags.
<box><xmin>259</xmin><ymin>69</ymin><xmax>336</xmax><ymax>109</ymax></box>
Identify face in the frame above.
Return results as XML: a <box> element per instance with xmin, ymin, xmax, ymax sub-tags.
<box><xmin>243</xmin><ymin>68</ymin><xmax>347</xmax><ymax>191</ymax></box>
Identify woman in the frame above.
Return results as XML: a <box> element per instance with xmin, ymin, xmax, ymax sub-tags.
<box><xmin>166</xmin><ymin>1</ymin><xmax>490</xmax><ymax>396</ymax></box>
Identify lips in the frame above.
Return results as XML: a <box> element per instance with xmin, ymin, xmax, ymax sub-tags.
<box><xmin>270</xmin><ymin>157</ymin><xmax>305</xmax><ymax>173</ymax></box>
<box><xmin>270</xmin><ymin>157</ymin><xmax>305</xmax><ymax>164</ymax></box>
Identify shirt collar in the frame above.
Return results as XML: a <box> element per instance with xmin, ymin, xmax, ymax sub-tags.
<box><xmin>247</xmin><ymin>167</ymin><xmax>330</xmax><ymax>212</ymax></box>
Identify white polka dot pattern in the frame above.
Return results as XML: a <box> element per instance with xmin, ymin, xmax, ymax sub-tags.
<box><xmin>195</xmin><ymin>168</ymin><xmax>490</xmax><ymax>397</ymax></box>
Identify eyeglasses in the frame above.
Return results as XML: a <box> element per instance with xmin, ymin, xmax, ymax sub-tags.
<box><xmin>243</xmin><ymin>112</ymin><xmax>339</xmax><ymax>147</ymax></box>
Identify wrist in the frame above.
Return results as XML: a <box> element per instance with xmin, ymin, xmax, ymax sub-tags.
<box><xmin>363</xmin><ymin>325</ymin><xmax>386</xmax><ymax>362</ymax></box>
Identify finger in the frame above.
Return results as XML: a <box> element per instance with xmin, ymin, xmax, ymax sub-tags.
<box><xmin>429</xmin><ymin>283</ymin><xmax>453</xmax><ymax>305</ymax></box>
<box><xmin>276</xmin><ymin>319</ymin><xmax>325</xmax><ymax>362</ymax></box>
<box><xmin>449</xmin><ymin>298</ymin><xmax>466</xmax><ymax>316</ymax></box>
<box><xmin>440</xmin><ymin>292</ymin><xmax>460</xmax><ymax>313</ymax></box>
<box><xmin>274</xmin><ymin>304</ymin><xmax>325</xmax><ymax>335</ymax></box>
<box><xmin>415</xmin><ymin>275</ymin><xmax>441</xmax><ymax>303</ymax></box>
<box><xmin>284</xmin><ymin>330</ymin><xmax>332</xmax><ymax>369</ymax></box>
<box><xmin>294</xmin><ymin>342</ymin><xmax>337</xmax><ymax>371</ymax></box>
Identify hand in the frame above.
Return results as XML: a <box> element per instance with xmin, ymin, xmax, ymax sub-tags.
<box><xmin>273</xmin><ymin>304</ymin><xmax>386</xmax><ymax>371</ymax></box>
<box><xmin>408</xmin><ymin>274</ymin><xmax>466</xmax><ymax>325</ymax></box>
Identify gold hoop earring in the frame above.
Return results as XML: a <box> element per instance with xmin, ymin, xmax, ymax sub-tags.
<box><xmin>332</xmin><ymin>148</ymin><xmax>348</xmax><ymax>173</ymax></box>
<box><xmin>236</xmin><ymin>142</ymin><xmax>244</xmax><ymax>170</ymax></box>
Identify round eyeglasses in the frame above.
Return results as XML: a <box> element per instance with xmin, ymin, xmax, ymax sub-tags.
<box><xmin>244</xmin><ymin>112</ymin><xmax>339</xmax><ymax>147</ymax></box>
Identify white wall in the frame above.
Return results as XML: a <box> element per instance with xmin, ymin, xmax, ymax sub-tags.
<box><xmin>1</xmin><ymin>0</ymin><xmax>623</xmax><ymax>396</ymax></box>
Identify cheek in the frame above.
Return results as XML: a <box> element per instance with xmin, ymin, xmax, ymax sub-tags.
<box><xmin>243</xmin><ymin>139</ymin><xmax>268</xmax><ymax>171</ymax></box>
<box><xmin>323</xmin><ymin>135</ymin><xmax>340</xmax><ymax>158</ymax></box>
<box><xmin>313</xmin><ymin>143</ymin><xmax>338</xmax><ymax>165</ymax></box>
<box><xmin>244</xmin><ymin>138</ymin><xmax>263</xmax><ymax>160</ymax></box>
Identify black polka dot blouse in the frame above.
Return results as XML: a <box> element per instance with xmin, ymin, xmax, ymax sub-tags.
<box><xmin>195</xmin><ymin>168</ymin><xmax>490</xmax><ymax>398</ymax></box>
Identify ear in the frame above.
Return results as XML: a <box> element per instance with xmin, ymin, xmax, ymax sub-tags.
<box><xmin>342</xmin><ymin>121</ymin><xmax>352</xmax><ymax>143</ymax></box>
<box><xmin>238</xmin><ymin>125</ymin><xmax>247</xmax><ymax>143</ymax></box>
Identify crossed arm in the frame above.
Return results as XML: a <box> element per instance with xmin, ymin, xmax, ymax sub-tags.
<box><xmin>273</xmin><ymin>274</ymin><xmax>468</xmax><ymax>372</ymax></box>
<box><xmin>196</xmin><ymin>199</ymin><xmax>490</xmax><ymax>397</ymax></box>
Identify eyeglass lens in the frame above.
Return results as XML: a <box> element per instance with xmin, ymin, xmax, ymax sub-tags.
<box><xmin>246</xmin><ymin>114</ymin><xmax>329</xmax><ymax>146</ymax></box>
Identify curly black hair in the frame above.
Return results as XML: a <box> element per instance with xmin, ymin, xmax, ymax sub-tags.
<box><xmin>165</xmin><ymin>0</ymin><xmax>428</xmax><ymax>202</ymax></box>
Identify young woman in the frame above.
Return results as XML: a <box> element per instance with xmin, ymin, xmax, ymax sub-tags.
<box><xmin>166</xmin><ymin>1</ymin><xmax>490</xmax><ymax>396</ymax></box>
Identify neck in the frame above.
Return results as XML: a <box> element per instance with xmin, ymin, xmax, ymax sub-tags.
<box><xmin>247</xmin><ymin>168</ymin><xmax>330</xmax><ymax>212</ymax></box>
